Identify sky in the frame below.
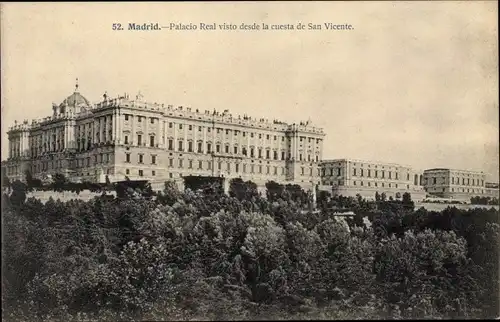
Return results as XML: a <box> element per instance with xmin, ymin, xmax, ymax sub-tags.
<box><xmin>1</xmin><ymin>2</ymin><xmax>498</xmax><ymax>181</ymax></box>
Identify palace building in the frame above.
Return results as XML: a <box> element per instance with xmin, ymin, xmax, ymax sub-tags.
<box><xmin>3</xmin><ymin>81</ymin><xmax>325</xmax><ymax>190</ymax></box>
<box><xmin>422</xmin><ymin>168</ymin><xmax>487</xmax><ymax>202</ymax></box>
<box><xmin>319</xmin><ymin>158</ymin><xmax>426</xmax><ymax>201</ymax></box>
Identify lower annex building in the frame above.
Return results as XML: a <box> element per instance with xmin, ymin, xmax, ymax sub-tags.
<box><xmin>422</xmin><ymin>168</ymin><xmax>490</xmax><ymax>202</ymax></box>
<box><xmin>320</xmin><ymin>158</ymin><xmax>426</xmax><ymax>201</ymax></box>
<box><xmin>2</xmin><ymin>82</ymin><xmax>326</xmax><ymax>190</ymax></box>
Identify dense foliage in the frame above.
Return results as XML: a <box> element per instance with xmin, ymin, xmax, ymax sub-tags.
<box><xmin>2</xmin><ymin>179</ymin><xmax>499</xmax><ymax>320</ymax></box>
<box><xmin>471</xmin><ymin>195</ymin><xmax>499</xmax><ymax>205</ymax></box>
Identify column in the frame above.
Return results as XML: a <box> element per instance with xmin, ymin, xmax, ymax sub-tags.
<box><xmin>116</xmin><ymin>110</ymin><xmax>121</xmax><ymax>144</ymax></box>
<box><xmin>101</xmin><ymin>116</ymin><xmax>106</xmax><ymax>143</ymax></box>
<box><xmin>112</xmin><ymin>109</ymin><xmax>117</xmax><ymax>143</ymax></box>
<box><xmin>183</xmin><ymin>121</ymin><xmax>187</xmax><ymax>149</ymax></box>
<box><xmin>157</xmin><ymin>118</ymin><xmax>161</xmax><ymax>148</ymax></box>
<box><xmin>19</xmin><ymin>134</ymin><xmax>24</xmax><ymax>157</ymax></box>
<box><xmin>144</xmin><ymin>116</ymin><xmax>149</xmax><ymax>146</ymax></box>
<box><xmin>203</xmin><ymin>126</ymin><xmax>207</xmax><ymax>153</ymax></box>
<box><xmin>173</xmin><ymin>121</ymin><xmax>177</xmax><ymax>150</ymax></box>
<box><xmin>131</xmin><ymin>115</ymin><xmax>135</xmax><ymax>145</ymax></box>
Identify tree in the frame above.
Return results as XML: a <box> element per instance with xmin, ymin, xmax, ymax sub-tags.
<box><xmin>52</xmin><ymin>173</ymin><xmax>68</xmax><ymax>192</ymax></box>
<box><xmin>2</xmin><ymin>170</ymin><xmax>11</xmax><ymax>192</ymax></box>
<box><xmin>9</xmin><ymin>180</ymin><xmax>27</xmax><ymax>206</ymax></box>
<box><xmin>375</xmin><ymin>192</ymin><xmax>381</xmax><ymax>202</ymax></box>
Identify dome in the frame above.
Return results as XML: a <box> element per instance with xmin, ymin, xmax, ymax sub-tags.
<box><xmin>59</xmin><ymin>91</ymin><xmax>91</xmax><ymax>108</ymax></box>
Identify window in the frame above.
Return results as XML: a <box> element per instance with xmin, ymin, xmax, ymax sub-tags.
<box><xmin>266</xmin><ymin>135</ymin><xmax>270</xmax><ymax>140</ymax></box>
<box><xmin>242</xmin><ymin>147</ymin><xmax>247</xmax><ymax>156</ymax></box>
<box><xmin>188</xmin><ymin>125</ymin><xmax>192</xmax><ymax>130</ymax></box>
<box><xmin>282</xmin><ymin>137</ymin><xmax>284</xmax><ymax>142</ymax></box>
<box><xmin>227</xmin><ymin>163</ymin><xmax>230</xmax><ymax>172</ymax></box>
<box><xmin>169</xmin><ymin>159</ymin><xmax>174</xmax><ymax>167</ymax></box>
<box><xmin>315</xmin><ymin>155</ymin><xmax>319</xmax><ymax>162</ymax></box>
<box><xmin>126</xmin><ymin>169</ymin><xmax>130</xmax><ymax>175</ymax></box>
<box><xmin>178</xmin><ymin>140</ymin><xmax>183</xmax><ymax>151</ymax></box>
<box><xmin>150</xmin><ymin>136</ymin><xmax>155</xmax><ymax>147</ymax></box>
<box><xmin>266</xmin><ymin>166</ymin><xmax>270</xmax><ymax>174</ymax></box>
<box><xmin>189</xmin><ymin>160</ymin><xmax>193</xmax><ymax>169</ymax></box>
<box><xmin>137</xmin><ymin>134</ymin><xmax>142</xmax><ymax>146</ymax></box>
<box><xmin>258</xmin><ymin>165</ymin><xmax>262</xmax><ymax>173</ymax></box>
<box><xmin>301</xmin><ymin>167</ymin><xmax>305</xmax><ymax>175</ymax></box>
<box><xmin>382</xmin><ymin>171</ymin><xmax>385</xmax><ymax>179</ymax></box>
<box><xmin>124</xmin><ymin>135</ymin><xmax>129</xmax><ymax>144</ymax></box>
<box><xmin>198</xmin><ymin>126</ymin><xmax>202</xmax><ymax>132</ymax></box>
<box><xmin>150</xmin><ymin>118</ymin><xmax>154</xmax><ymax>124</ymax></box>
<box><xmin>179</xmin><ymin>124</ymin><xmax>183</xmax><ymax>129</ymax></box>
<box><xmin>282</xmin><ymin>151</ymin><xmax>286</xmax><ymax>160</ymax></box>
<box><xmin>207</xmin><ymin>143</ymin><xmax>212</xmax><ymax>153</ymax></box>
<box><xmin>152</xmin><ymin>170</ymin><xmax>156</xmax><ymax>176</ymax></box>
<box><xmin>368</xmin><ymin>170</ymin><xmax>371</xmax><ymax>177</ymax></box>
<box><xmin>375</xmin><ymin>170</ymin><xmax>378</xmax><ymax>178</ymax></box>
<box><xmin>179</xmin><ymin>159</ymin><xmax>183</xmax><ymax>168</ymax></box>
<box><xmin>225</xmin><ymin>145</ymin><xmax>229</xmax><ymax>153</ymax></box>
<box><xmin>169</xmin><ymin>122</ymin><xmax>173</xmax><ymax>128</ymax></box>
<box><xmin>125</xmin><ymin>114</ymin><xmax>129</xmax><ymax>121</ymax></box>
<box><xmin>274</xmin><ymin>151</ymin><xmax>278</xmax><ymax>160</ymax></box>
<box><xmin>266</xmin><ymin>150</ymin><xmax>270</xmax><ymax>159</ymax></box>
<box><xmin>138</xmin><ymin>116</ymin><xmax>142</xmax><ymax>122</ymax></box>
<box><xmin>234</xmin><ymin>146</ymin><xmax>238</xmax><ymax>154</ymax></box>
<box><xmin>198</xmin><ymin>142</ymin><xmax>202</xmax><ymax>153</ymax></box>
<box><xmin>243</xmin><ymin>132</ymin><xmax>246</xmax><ymax>137</ymax></box>
<box><xmin>139</xmin><ymin>154</ymin><xmax>143</xmax><ymax>164</ymax></box>
<box><xmin>139</xmin><ymin>169</ymin><xmax>143</xmax><ymax>176</ymax></box>
<box><xmin>250</xmin><ymin>148</ymin><xmax>254</xmax><ymax>158</ymax></box>
<box><xmin>258</xmin><ymin>149</ymin><xmax>262</xmax><ymax>158</ymax></box>
<box><xmin>274</xmin><ymin>136</ymin><xmax>277</xmax><ymax>141</ymax></box>
<box><xmin>188</xmin><ymin>141</ymin><xmax>193</xmax><ymax>152</ymax></box>
<box><xmin>198</xmin><ymin>161</ymin><xmax>203</xmax><ymax>169</ymax></box>
<box><xmin>151</xmin><ymin>155</ymin><xmax>156</xmax><ymax>164</ymax></box>
<box><xmin>218</xmin><ymin>162</ymin><xmax>222</xmax><ymax>170</ymax></box>
<box><xmin>226</xmin><ymin>129</ymin><xmax>229</xmax><ymax>135</ymax></box>
<box><xmin>168</xmin><ymin>139</ymin><xmax>173</xmax><ymax>150</ymax></box>
<box><xmin>299</xmin><ymin>154</ymin><xmax>302</xmax><ymax>161</ymax></box>
<box><xmin>353</xmin><ymin>168</ymin><xmax>357</xmax><ymax>176</ymax></box>
<box><xmin>216</xmin><ymin>145</ymin><xmax>221</xmax><ymax>153</ymax></box>
<box><xmin>251</xmin><ymin>133</ymin><xmax>254</xmax><ymax>138</ymax></box>
<box><xmin>235</xmin><ymin>163</ymin><xmax>239</xmax><ymax>173</ymax></box>
<box><xmin>338</xmin><ymin>168</ymin><xmax>341</xmax><ymax>176</ymax></box>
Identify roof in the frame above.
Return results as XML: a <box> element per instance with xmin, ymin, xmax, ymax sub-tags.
<box><xmin>59</xmin><ymin>91</ymin><xmax>92</xmax><ymax>109</ymax></box>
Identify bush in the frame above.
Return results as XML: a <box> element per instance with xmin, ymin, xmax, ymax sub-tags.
<box><xmin>2</xmin><ymin>182</ymin><xmax>498</xmax><ymax>320</ymax></box>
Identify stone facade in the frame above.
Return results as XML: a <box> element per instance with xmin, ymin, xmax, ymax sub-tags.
<box><xmin>422</xmin><ymin>168</ymin><xmax>487</xmax><ymax>202</ymax></box>
<box><xmin>3</xmin><ymin>82</ymin><xmax>325</xmax><ymax>190</ymax></box>
<box><xmin>484</xmin><ymin>182</ymin><xmax>499</xmax><ymax>200</ymax></box>
<box><xmin>320</xmin><ymin>159</ymin><xmax>426</xmax><ymax>201</ymax></box>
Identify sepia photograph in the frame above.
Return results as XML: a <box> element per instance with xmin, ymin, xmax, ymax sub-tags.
<box><xmin>1</xmin><ymin>1</ymin><xmax>498</xmax><ymax>320</ymax></box>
